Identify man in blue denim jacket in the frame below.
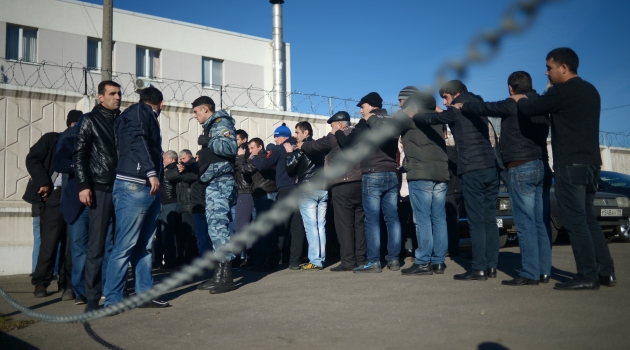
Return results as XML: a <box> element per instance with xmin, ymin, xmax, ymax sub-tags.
<box><xmin>103</xmin><ymin>86</ymin><xmax>169</xmax><ymax>309</ymax></box>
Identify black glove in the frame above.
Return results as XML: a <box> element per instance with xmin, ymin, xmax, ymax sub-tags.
<box><xmin>198</xmin><ymin>135</ymin><xmax>211</xmax><ymax>146</ymax></box>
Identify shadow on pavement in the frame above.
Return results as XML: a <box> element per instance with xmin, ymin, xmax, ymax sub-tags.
<box><xmin>478</xmin><ymin>342</ymin><xmax>510</xmax><ymax>350</ymax></box>
<box><xmin>2</xmin><ymin>298</ymin><xmax>62</xmax><ymax>319</ymax></box>
<box><xmin>83</xmin><ymin>322</ymin><xmax>123</xmax><ymax>350</ymax></box>
<box><xmin>0</xmin><ymin>332</ymin><xmax>38</xmax><ymax>350</ymax></box>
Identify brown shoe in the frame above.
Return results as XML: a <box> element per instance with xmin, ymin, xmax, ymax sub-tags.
<box><xmin>34</xmin><ymin>285</ymin><xmax>47</xmax><ymax>298</ymax></box>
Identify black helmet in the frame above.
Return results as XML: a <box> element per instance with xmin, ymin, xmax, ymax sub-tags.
<box><xmin>327</xmin><ymin>111</ymin><xmax>351</xmax><ymax>124</ymax></box>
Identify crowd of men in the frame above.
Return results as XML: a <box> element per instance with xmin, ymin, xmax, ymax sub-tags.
<box><xmin>23</xmin><ymin>47</ymin><xmax>617</xmax><ymax>313</ymax></box>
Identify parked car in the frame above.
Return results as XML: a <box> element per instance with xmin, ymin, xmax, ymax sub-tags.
<box><xmin>458</xmin><ymin>171</ymin><xmax>630</xmax><ymax>247</ymax></box>
<box><xmin>596</xmin><ymin>171</ymin><xmax>630</xmax><ymax>242</ymax></box>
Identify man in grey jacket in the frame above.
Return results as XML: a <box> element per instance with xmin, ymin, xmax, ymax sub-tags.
<box><xmin>395</xmin><ymin>92</ymin><xmax>449</xmax><ymax>275</ymax></box>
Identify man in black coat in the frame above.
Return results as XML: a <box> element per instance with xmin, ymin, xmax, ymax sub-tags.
<box><xmin>298</xmin><ymin>111</ymin><xmax>366</xmax><ymax>272</ymax></box>
<box><xmin>455</xmin><ymin>71</ymin><xmax>553</xmax><ymax>287</ymax></box>
<box><xmin>512</xmin><ymin>48</ymin><xmax>615</xmax><ymax>291</ymax></box>
<box><xmin>409</xmin><ymin>81</ymin><xmax>499</xmax><ymax>281</ymax></box>
<box><xmin>155</xmin><ymin>150</ymin><xmax>179</xmax><ymax>268</ymax></box>
<box><xmin>164</xmin><ymin>149</ymin><xmax>199</xmax><ymax>266</ymax></box>
<box><xmin>73</xmin><ymin>80</ymin><xmax>121</xmax><ymax>311</ymax></box>
<box><xmin>26</xmin><ymin>110</ymin><xmax>81</xmax><ymax>298</ymax></box>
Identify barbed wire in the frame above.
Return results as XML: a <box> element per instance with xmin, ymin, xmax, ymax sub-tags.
<box><xmin>600</xmin><ymin>131</ymin><xmax>630</xmax><ymax>148</ymax></box>
<box><xmin>0</xmin><ymin>0</ymin><xmax>564</xmax><ymax>324</ymax></box>
<box><xmin>0</xmin><ymin>57</ymin><xmax>398</xmax><ymax>116</ymax></box>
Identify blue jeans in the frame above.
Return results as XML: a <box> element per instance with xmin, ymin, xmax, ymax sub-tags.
<box><xmin>408</xmin><ymin>180</ymin><xmax>448</xmax><ymax>265</ymax></box>
<box><xmin>69</xmin><ymin>207</ymin><xmax>90</xmax><ymax>297</ymax></box>
<box><xmin>192</xmin><ymin>212</ymin><xmax>211</xmax><ymax>256</ymax></box>
<box><xmin>508</xmin><ymin>160</ymin><xmax>553</xmax><ymax>280</ymax></box>
<box><xmin>32</xmin><ymin>216</ymin><xmax>40</xmax><ymax>273</ymax></box>
<box><xmin>299</xmin><ymin>190</ymin><xmax>328</xmax><ymax>267</ymax></box>
<box><xmin>461</xmin><ymin>167</ymin><xmax>500</xmax><ymax>271</ymax></box>
<box><xmin>362</xmin><ymin>172</ymin><xmax>401</xmax><ymax>264</ymax></box>
<box><xmin>104</xmin><ymin>180</ymin><xmax>161</xmax><ymax>306</ymax></box>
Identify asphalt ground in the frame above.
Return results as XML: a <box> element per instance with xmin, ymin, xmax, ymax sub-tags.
<box><xmin>1</xmin><ymin>241</ymin><xmax>629</xmax><ymax>350</ymax></box>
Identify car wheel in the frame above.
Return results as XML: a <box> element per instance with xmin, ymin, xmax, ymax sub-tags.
<box><xmin>616</xmin><ymin>223</ymin><xmax>630</xmax><ymax>243</ymax></box>
<box><xmin>507</xmin><ymin>233</ymin><xmax>518</xmax><ymax>245</ymax></box>
<box><xmin>499</xmin><ymin>233</ymin><xmax>508</xmax><ymax>248</ymax></box>
<box><xmin>551</xmin><ymin>224</ymin><xmax>559</xmax><ymax>244</ymax></box>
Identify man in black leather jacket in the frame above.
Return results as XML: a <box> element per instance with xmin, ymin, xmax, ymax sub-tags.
<box><xmin>72</xmin><ymin>80</ymin><xmax>120</xmax><ymax>311</ymax></box>
<box><xmin>236</xmin><ymin>138</ymin><xmax>278</xmax><ymax>271</ymax></box>
<box><xmin>456</xmin><ymin>71</ymin><xmax>553</xmax><ymax>287</ymax></box>
<box><xmin>285</xmin><ymin>121</ymin><xmax>327</xmax><ymax>270</ymax></box>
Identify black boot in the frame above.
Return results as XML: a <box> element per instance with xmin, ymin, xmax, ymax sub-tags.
<box><xmin>209</xmin><ymin>261</ymin><xmax>236</xmax><ymax>294</ymax></box>
<box><xmin>197</xmin><ymin>264</ymin><xmax>222</xmax><ymax>290</ymax></box>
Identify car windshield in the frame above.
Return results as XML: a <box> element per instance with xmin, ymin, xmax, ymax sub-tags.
<box><xmin>600</xmin><ymin>171</ymin><xmax>630</xmax><ymax>188</ymax></box>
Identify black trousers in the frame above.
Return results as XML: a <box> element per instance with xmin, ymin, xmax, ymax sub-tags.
<box><xmin>277</xmin><ymin>188</ymin><xmax>306</xmax><ymax>266</ymax></box>
<box><xmin>446</xmin><ymin>193</ymin><xmax>462</xmax><ymax>256</ymax></box>
<box><xmin>332</xmin><ymin>182</ymin><xmax>366</xmax><ymax>269</ymax></box>
<box><xmin>31</xmin><ymin>189</ymin><xmax>71</xmax><ymax>289</ymax></box>
<box><xmin>180</xmin><ymin>211</ymin><xmax>198</xmax><ymax>263</ymax></box>
<box><xmin>84</xmin><ymin>189</ymin><xmax>114</xmax><ymax>301</ymax></box>
<box><xmin>554</xmin><ymin>165</ymin><xmax>615</xmax><ymax>281</ymax></box>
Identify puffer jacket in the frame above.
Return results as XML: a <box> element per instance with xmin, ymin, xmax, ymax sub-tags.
<box><xmin>285</xmin><ymin>136</ymin><xmax>325</xmax><ymax>184</ymax></box>
<box><xmin>236</xmin><ymin>150</ymin><xmax>277</xmax><ymax>197</ymax></box>
<box><xmin>300</xmin><ymin>127</ymin><xmax>362</xmax><ymax>186</ymax></box>
<box><xmin>73</xmin><ymin>104</ymin><xmax>120</xmax><ymax>192</ymax></box>
<box><xmin>335</xmin><ymin>109</ymin><xmax>398</xmax><ymax>174</ymax></box>
<box><xmin>395</xmin><ymin>111</ymin><xmax>449</xmax><ymax>182</ymax></box>
<box><xmin>162</xmin><ymin>162</ymin><xmax>178</xmax><ymax>205</ymax></box>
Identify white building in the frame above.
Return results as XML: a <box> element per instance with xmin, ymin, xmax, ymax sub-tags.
<box><xmin>0</xmin><ymin>0</ymin><xmax>333</xmax><ymax>275</ymax></box>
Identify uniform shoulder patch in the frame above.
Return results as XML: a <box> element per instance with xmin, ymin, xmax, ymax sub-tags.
<box><xmin>266</xmin><ymin>150</ymin><xmax>272</xmax><ymax>158</ymax></box>
<box><xmin>215</xmin><ymin>118</ymin><xmax>222</xmax><ymax>123</ymax></box>
<box><xmin>222</xmin><ymin>129</ymin><xmax>231</xmax><ymax>137</ymax></box>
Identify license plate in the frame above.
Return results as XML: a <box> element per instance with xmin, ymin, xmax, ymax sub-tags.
<box><xmin>601</xmin><ymin>209</ymin><xmax>622</xmax><ymax>217</ymax></box>
<box><xmin>497</xmin><ymin>219</ymin><xmax>503</xmax><ymax>228</ymax></box>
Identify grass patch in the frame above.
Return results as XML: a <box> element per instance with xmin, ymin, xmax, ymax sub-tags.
<box><xmin>0</xmin><ymin>313</ymin><xmax>37</xmax><ymax>333</ymax></box>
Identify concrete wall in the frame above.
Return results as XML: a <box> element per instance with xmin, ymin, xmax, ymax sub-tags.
<box><xmin>0</xmin><ymin>85</ymin><xmax>326</xmax><ymax>275</ymax></box>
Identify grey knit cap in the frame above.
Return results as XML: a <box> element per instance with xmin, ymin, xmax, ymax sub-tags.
<box><xmin>398</xmin><ymin>86</ymin><xmax>420</xmax><ymax>100</ymax></box>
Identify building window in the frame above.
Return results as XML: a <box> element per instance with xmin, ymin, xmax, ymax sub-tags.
<box><xmin>136</xmin><ymin>46</ymin><xmax>160</xmax><ymax>79</ymax></box>
<box><xmin>6</xmin><ymin>24</ymin><xmax>37</xmax><ymax>62</ymax></box>
<box><xmin>87</xmin><ymin>38</ymin><xmax>101</xmax><ymax>70</ymax></box>
<box><xmin>202</xmin><ymin>58</ymin><xmax>223</xmax><ymax>88</ymax></box>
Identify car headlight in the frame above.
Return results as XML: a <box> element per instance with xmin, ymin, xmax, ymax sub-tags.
<box><xmin>615</xmin><ymin>196</ymin><xmax>630</xmax><ymax>207</ymax></box>
<box><xmin>498</xmin><ymin>198</ymin><xmax>511</xmax><ymax>211</ymax></box>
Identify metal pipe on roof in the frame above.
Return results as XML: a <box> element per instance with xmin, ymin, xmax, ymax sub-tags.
<box><xmin>270</xmin><ymin>0</ymin><xmax>286</xmax><ymax>111</ymax></box>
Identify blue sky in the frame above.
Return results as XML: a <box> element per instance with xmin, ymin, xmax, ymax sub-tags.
<box><xmin>83</xmin><ymin>0</ymin><xmax>630</xmax><ymax>132</ymax></box>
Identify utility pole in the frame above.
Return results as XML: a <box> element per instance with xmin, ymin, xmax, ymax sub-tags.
<box><xmin>102</xmin><ymin>0</ymin><xmax>113</xmax><ymax>81</ymax></box>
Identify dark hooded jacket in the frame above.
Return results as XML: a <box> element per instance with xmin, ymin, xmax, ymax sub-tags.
<box><xmin>461</xmin><ymin>90</ymin><xmax>549</xmax><ymax>165</ymax></box>
<box><xmin>412</xmin><ymin>92</ymin><xmax>496</xmax><ymax>175</ymax></box>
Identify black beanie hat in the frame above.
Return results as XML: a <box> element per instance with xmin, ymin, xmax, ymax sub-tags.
<box><xmin>398</xmin><ymin>86</ymin><xmax>420</xmax><ymax>101</ymax></box>
<box><xmin>356</xmin><ymin>92</ymin><xmax>383</xmax><ymax>108</ymax></box>
<box><xmin>66</xmin><ymin>110</ymin><xmax>83</xmax><ymax>127</ymax></box>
